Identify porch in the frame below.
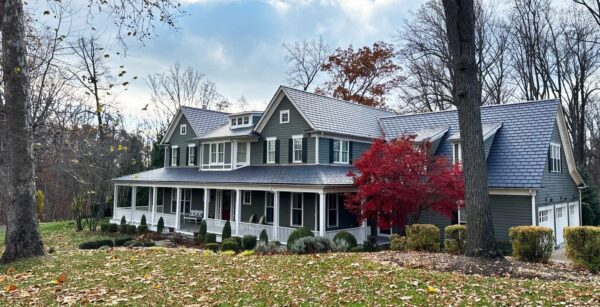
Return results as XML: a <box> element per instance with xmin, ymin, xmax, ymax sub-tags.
<box><xmin>110</xmin><ymin>185</ymin><xmax>370</xmax><ymax>244</ymax></box>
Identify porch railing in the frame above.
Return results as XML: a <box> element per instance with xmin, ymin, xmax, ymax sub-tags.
<box><xmin>206</xmin><ymin>218</ymin><xmax>237</xmax><ymax>235</ymax></box>
<box><xmin>325</xmin><ymin>226</ymin><xmax>371</xmax><ymax>245</ymax></box>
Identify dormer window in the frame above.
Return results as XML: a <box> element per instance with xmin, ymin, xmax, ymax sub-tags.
<box><xmin>453</xmin><ymin>143</ymin><xmax>462</xmax><ymax>164</ymax></box>
<box><xmin>243</xmin><ymin>116</ymin><xmax>249</xmax><ymax>125</ymax></box>
<box><xmin>280</xmin><ymin>110</ymin><xmax>290</xmax><ymax>124</ymax></box>
<box><xmin>231</xmin><ymin>119</ymin><xmax>236</xmax><ymax>126</ymax></box>
<box><xmin>180</xmin><ymin>124</ymin><xmax>187</xmax><ymax>135</ymax></box>
<box><xmin>237</xmin><ymin>117</ymin><xmax>243</xmax><ymax>125</ymax></box>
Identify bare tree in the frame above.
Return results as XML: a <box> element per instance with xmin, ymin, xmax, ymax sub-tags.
<box><xmin>574</xmin><ymin>0</ymin><xmax>600</xmax><ymax>26</ymax></box>
<box><xmin>442</xmin><ymin>0</ymin><xmax>498</xmax><ymax>257</ymax></box>
<box><xmin>283</xmin><ymin>36</ymin><xmax>330</xmax><ymax>91</ymax></box>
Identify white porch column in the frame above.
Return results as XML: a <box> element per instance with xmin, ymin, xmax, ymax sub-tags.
<box><xmin>235</xmin><ymin>189</ymin><xmax>242</xmax><ymax>236</ymax></box>
<box><xmin>152</xmin><ymin>187</ymin><xmax>158</xmax><ymax>225</ymax></box>
<box><xmin>319</xmin><ymin>192</ymin><xmax>326</xmax><ymax>237</ymax></box>
<box><xmin>175</xmin><ymin>187</ymin><xmax>181</xmax><ymax>230</ymax></box>
<box><xmin>204</xmin><ymin>188</ymin><xmax>210</xmax><ymax>219</ymax></box>
<box><xmin>131</xmin><ymin>186</ymin><xmax>137</xmax><ymax>222</ymax></box>
<box><xmin>113</xmin><ymin>185</ymin><xmax>118</xmax><ymax>220</ymax></box>
<box><xmin>273</xmin><ymin>191</ymin><xmax>280</xmax><ymax>241</ymax></box>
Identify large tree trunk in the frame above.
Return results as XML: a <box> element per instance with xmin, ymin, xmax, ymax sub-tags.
<box><xmin>442</xmin><ymin>0</ymin><xmax>498</xmax><ymax>257</ymax></box>
<box><xmin>1</xmin><ymin>0</ymin><xmax>45</xmax><ymax>263</ymax></box>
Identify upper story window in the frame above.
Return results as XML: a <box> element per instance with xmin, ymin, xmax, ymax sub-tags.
<box><xmin>231</xmin><ymin>115</ymin><xmax>252</xmax><ymax>128</ymax></box>
<box><xmin>188</xmin><ymin>144</ymin><xmax>196</xmax><ymax>166</ymax></box>
<box><xmin>209</xmin><ymin>143</ymin><xmax>225</xmax><ymax>164</ymax></box>
<box><xmin>231</xmin><ymin>118</ymin><xmax>236</xmax><ymax>126</ymax></box>
<box><xmin>180</xmin><ymin>124</ymin><xmax>187</xmax><ymax>135</ymax></box>
<box><xmin>243</xmin><ymin>116</ymin><xmax>249</xmax><ymax>125</ymax></box>
<box><xmin>171</xmin><ymin>146</ymin><xmax>179</xmax><ymax>167</ymax></box>
<box><xmin>549</xmin><ymin>143</ymin><xmax>561</xmax><ymax>173</ymax></box>
<box><xmin>267</xmin><ymin>138</ymin><xmax>277</xmax><ymax>163</ymax></box>
<box><xmin>333</xmin><ymin>140</ymin><xmax>349</xmax><ymax>164</ymax></box>
<box><xmin>453</xmin><ymin>143</ymin><xmax>462</xmax><ymax>164</ymax></box>
<box><xmin>280</xmin><ymin>110</ymin><xmax>290</xmax><ymax>124</ymax></box>
<box><xmin>237</xmin><ymin>142</ymin><xmax>248</xmax><ymax>165</ymax></box>
<box><xmin>292</xmin><ymin>135</ymin><xmax>303</xmax><ymax>163</ymax></box>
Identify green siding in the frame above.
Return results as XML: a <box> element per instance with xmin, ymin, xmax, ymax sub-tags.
<box><xmin>318</xmin><ymin>137</ymin><xmax>372</xmax><ymax>165</ymax></box>
<box><xmin>240</xmin><ymin>191</ymin><xmax>267</xmax><ymax>222</ymax></box>
<box><xmin>326</xmin><ymin>193</ymin><xmax>360</xmax><ymax>231</ymax></box>
<box><xmin>166</xmin><ymin>115</ymin><xmax>197</xmax><ymax>167</ymax></box>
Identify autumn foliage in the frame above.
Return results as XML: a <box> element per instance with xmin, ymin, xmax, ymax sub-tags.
<box><xmin>345</xmin><ymin>137</ymin><xmax>464</xmax><ymax>230</ymax></box>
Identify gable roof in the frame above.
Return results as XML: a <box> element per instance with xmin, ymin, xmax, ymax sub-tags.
<box><xmin>161</xmin><ymin>107</ymin><xmax>229</xmax><ymax>145</ymax></box>
<box><xmin>255</xmin><ymin>86</ymin><xmax>396</xmax><ymax>139</ymax></box>
<box><xmin>380</xmin><ymin>99</ymin><xmax>578</xmax><ymax>189</ymax></box>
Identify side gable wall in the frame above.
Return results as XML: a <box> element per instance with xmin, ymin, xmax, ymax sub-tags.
<box><xmin>166</xmin><ymin>115</ymin><xmax>198</xmax><ymax>167</ymax></box>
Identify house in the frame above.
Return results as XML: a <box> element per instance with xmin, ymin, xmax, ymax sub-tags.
<box><xmin>111</xmin><ymin>86</ymin><xmax>584</xmax><ymax>246</ymax></box>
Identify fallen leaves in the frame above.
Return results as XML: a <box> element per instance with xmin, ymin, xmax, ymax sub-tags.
<box><xmin>5</xmin><ymin>285</ymin><xmax>16</xmax><ymax>292</ymax></box>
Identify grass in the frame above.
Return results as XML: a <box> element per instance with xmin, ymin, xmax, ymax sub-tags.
<box><xmin>0</xmin><ymin>221</ymin><xmax>598</xmax><ymax>305</ymax></box>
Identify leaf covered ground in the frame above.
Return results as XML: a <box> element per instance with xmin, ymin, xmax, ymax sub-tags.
<box><xmin>0</xmin><ymin>221</ymin><xmax>599</xmax><ymax>306</ymax></box>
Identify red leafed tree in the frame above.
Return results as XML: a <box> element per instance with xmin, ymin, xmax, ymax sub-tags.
<box><xmin>345</xmin><ymin>137</ymin><xmax>465</xmax><ymax>230</ymax></box>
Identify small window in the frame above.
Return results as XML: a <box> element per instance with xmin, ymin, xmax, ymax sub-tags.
<box><xmin>292</xmin><ymin>136</ymin><xmax>303</xmax><ymax>163</ymax></box>
<box><xmin>291</xmin><ymin>193</ymin><xmax>303</xmax><ymax>226</ymax></box>
<box><xmin>243</xmin><ymin>116</ymin><xmax>249</xmax><ymax>125</ymax></box>
<box><xmin>327</xmin><ymin>194</ymin><xmax>339</xmax><ymax>228</ymax></box>
<box><xmin>333</xmin><ymin>140</ymin><xmax>349</xmax><ymax>164</ymax></box>
<box><xmin>453</xmin><ymin>143</ymin><xmax>462</xmax><ymax>164</ymax></box>
<box><xmin>556</xmin><ymin>207</ymin><xmax>563</xmax><ymax>218</ymax></box>
<box><xmin>180</xmin><ymin>124</ymin><xmax>187</xmax><ymax>135</ymax></box>
<box><xmin>267</xmin><ymin>138</ymin><xmax>276</xmax><ymax>163</ymax></box>
<box><xmin>188</xmin><ymin>145</ymin><xmax>196</xmax><ymax>166</ymax></box>
<box><xmin>265</xmin><ymin>192</ymin><xmax>274</xmax><ymax>224</ymax></box>
<box><xmin>231</xmin><ymin>118</ymin><xmax>237</xmax><ymax>126</ymax></box>
<box><xmin>171</xmin><ymin>146</ymin><xmax>179</xmax><ymax>167</ymax></box>
<box><xmin>538</xmin><ymin>209</ymin><xmax>549</xmax><ymax>223</ymax></box>
<box><xmin>280</xmin><ymin>110</ymin><xmax>290</xmax><ymax>123</ymax></box>
<box><xmin>242</xmin><ymin>191</ymin><xmax>251</xmax><ymax>205</ymax></box>
<box><xmin>237</xmin><ymin>117</ymin><xmax>243</xmax><ymax>125</ymax></box>
<box><xmin>569</xmin><ymin>205</ymin><xmax>576</xmax><ymax>215</ymax></box>
<box><xmin>549</xmin><ymin>143</ymin><xmax>561</xmax><ymax>173</ymax></box>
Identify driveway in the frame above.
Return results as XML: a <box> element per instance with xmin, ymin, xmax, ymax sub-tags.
<box><xmin>550</xmin><ymin>246</ymin><xmax>569</xmax><ymax>263</ymax></box>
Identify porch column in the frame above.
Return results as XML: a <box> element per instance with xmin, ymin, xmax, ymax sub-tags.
<box><xmin>319</xmin><ymin>192</ymin><xmax>326</xmax><ymax>237</ymax></box>
<box><xmin>235</xmin><ymin>189</ymin><xmax>241</xmax><ymax>236</ymax></box>
<box><xmin>204</xmin><ymin>188</ymin><xmax>210</xmax><ymax>219</ymax></box>
<box><xmin>131</xmin><ymin>186</ymin><xmax>137</xmax><ymax>223</ymax></box>
<box><xmin>152</xmin><ymin>187</ymin><xmax>158</xmax><ymax>225</ymax></box>
<box><xmin>113</xmin><ymin>185</ymin><xmax>118</xmax><ymax>220</ymax></box>
<box><xmin>273</xmin><ymin>191</ymin><xmax>280</xmax><ymax>241</ymax></box>
<box><xmin>175</xmin><ymin>187</ymin><xmax>181</xmax><ymax>229</ymax></box>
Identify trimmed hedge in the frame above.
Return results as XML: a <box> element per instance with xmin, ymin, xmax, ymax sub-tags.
<box><xmin>108</xmin><ymin>223</ymin><xmax>118</xmax><ymax>233</ymax></box>
<box><xmin>79</xmin><ymin>239</ymin><xmax>114</xmax><ymax>250</ymax></box>
<box><xmin>564</xmin><ymin>226</ymin><xmax>600</xmax><ymax>273</ymax></box>
<box><xmin>124</xmin><ymin>240</ymin><xmax>156</xmax><ymax>248</ymax></box>
<box><xmin>242</xmin><ymin>235</ymin><xmax>257</xmax><ymax>250</ymax></box>
<box><xmin>406</xmin><ymin>224</ymin><xmax>440</xmax><ymax>252</ymax></box>
<box><xmin>259</xmin><ymin>229</ymin><xmax>268</xmax><ymax>244</ymax></box>
<box><xmin>390</xmin><ymin>234</ymin><xmax>407</xmax><ymax>252</ymax></box>
<box><xmin>333</xmin><ymin>231</ymin><xmax>358</xmax><ymax>249</ymax></box>
<box><xmin>222</xmin><ymin>221</ymin><xmax>232</xmax><ymax>240</ymax></box>
<box><xmin>509</xmin><ymin>226</ymin><xmax>554</xmax><ymax>263</ymax></box>
<box><xmin>444</xmin><ymin>225</ymin><xmax>467</xmax><ymax>255</ymax></box>
<box><xmin>287</xmin><ymin>227</ymin><xmax>315</xmax><ymax>251</ymax></box>
<box><xmin>230</xmin><ymin>236</ymin><xmax>242</xmax><ymax>245</ymax></box>
<box><xmin>205</xmin><ymin>243</ymin><xmax>219</xmax><ymax>252</ymax></box>
<box><xmin>138</xmin><ymin>225</ymin><xmax>148</xmax><ymax>234</ymax></box>
<box><xmin>290</xmin><ymin>236</ymin><xmax>331</xmax><ymax>254</ymax></box>
<box><xmin>126</xmin><ymin>224</ymin><xmax>137</xmax><ymax>235</ymax></box>
<box><xmin>120</xmin><ymin>216</ymin><xmax>126</xmax><ymax>225</ymax></box>
<box><xmin>157</xmin><ymin>217</ymin><xmax>165</xmax><ymax>234</ymax></box>
<box><xmin>115</xmin><ymin>236</ymin><xmax>133</xmax><ymax>247</ymax></box>
<box><xmin>100</xmin><ymin>223</ymin><xmax>109</xmax><ymax>232</ymax></box>
<box><xmin>221</xmin><ymin>240</ymin><xmax>241</xmax><ymax>252</ymax></box>
<box><xmin>362</xmin><ymin>235</ymin><xmax>377</xmax><ymax>252</ymax></box>
<box><xmin>204</xmin><ymin>233</ymin><xmax>217</xmax><ymax>244</ymax></box>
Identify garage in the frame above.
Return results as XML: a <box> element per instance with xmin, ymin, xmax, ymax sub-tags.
<box><xmin>538</xmin><ymin>202</ymin><xmax>580</xmax><ymax>246</ymax></box>
<box><xmin>537</xmin><ymin>206</ymin><xmax>554</xmax><ymax>236</ymax></box>
<box><xmin>568</xmin><ymin>202</ymin><xmax>580</xmax><ymax>227</ymax></box>
<box><xmin>554</xmin><ymin>204</ymin><xmax>568</xmax><ymax>245</ymax></box>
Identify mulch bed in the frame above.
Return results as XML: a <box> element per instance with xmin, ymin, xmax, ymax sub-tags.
<box><xmin>366</xmin><ymin>251</ymin><xmax>599</xmax><ymax>283</ymax></box>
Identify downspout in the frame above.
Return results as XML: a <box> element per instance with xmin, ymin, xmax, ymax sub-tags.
<box><xmin>529</xmin><ymin>189</ymin><xmax>537</xmax><ymax>226</ymax></box>
<box><xmin>578</xmin><ymin>185</ymin><xmax>586</xmax><ymax>225</ymax></box>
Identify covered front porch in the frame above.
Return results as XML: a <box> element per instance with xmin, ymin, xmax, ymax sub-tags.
<box><xmin>111</xmin><ymin>184</ymin><xmax>370</xmax><ymax>244</ymax></box>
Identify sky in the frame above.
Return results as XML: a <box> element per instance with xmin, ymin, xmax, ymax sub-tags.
<box><xmin>69</xmin><ymin>0</ymin><xmax>424</xmax><ymax>123</ymax></box>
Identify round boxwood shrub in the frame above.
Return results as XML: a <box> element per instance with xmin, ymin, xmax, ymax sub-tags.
<box><xmin>333</xmin><ymin>231</ymin><xmax>357</xmax><ymax>249</ymax></box>
<box><xmin>259</xmin><ymin>229</ymin><xmax>268</xmax><ymax>244</ymax></box>
<box><xmin>126</xmin><ymin>224</ymin><xmax>137</xmax><ymax>235</ymax></box>
<box><xmin>205</xmin><ymin>243</ymin><xmax>219</xmax><ymax>252</ymax></box>
<box><xmin>564</xmin><ymin>226</ymin><xmax>600</xmax><ymax>273</ymax></box>
<box><xmin>205</xmin><ymin>233</ymin><xmax>217</xmax><ymax>244</ymax></box>
<box><xmin>290</xmin><ymin>236</ymin><xmax>331</xmax><ymax>254</ymax></box>
<box><xmin>405</xmin><ymin>224</ymin><xmax>440</xmax><ymax>252</ymax></box>
<box><xmin>100</xmin><ymin>223</ymin><xmax>109</xmax><ymax>232</ymax></box>
<box><xmin>79</xmin><ymin>239</ymin><xmax>114</xmax><ymax>250</ymax></box>
<box><xmin>242</xmin><ymin>235</ymin><xmax>257</xmax><ymax>250</ymax></box>
<box><xmin>444</xmin><ymin>225</ymin><xmax>467</xmax><ymax>255</ymax></box>
<box><xmin>115</xmin><ymin>236</ymin><xmax>133</xmax><ymax>247</ymax></box>
<box><xmin>138</xmin><ymin>225</ymin><xmax>148</xmax><ymax>234</ymax></box>
<box><xmin>222</xmin><ymin>221</ymin><xmax>232</xmax><ymax>240</ymax></box>
<box><xmin>157</xmin><ymin>217</ymin><xmax>165</xmax><ymax>234</ymax></box>
<box><xmin>287</xmin><ymin>227</ymin><xmax>314</xmax><ymax>251</ymax></box>
<box><xmin>390</xmin><ymin>234</ymin><xmax>407</xmax><ymax>252</ymax></box>
<box><xmin>221</xmin><ymin>240</ymin><xmax>241</xmax><ymax>252</ymax></box>
<box><xmin>108</xmin><ymin>223</ymin><xmax>118</xmax><ymax>233</ymax></box>
<box><xmin>509</xmin><ymin>226</ymin><xmax>554</xmax><ymax>263</ymax></box>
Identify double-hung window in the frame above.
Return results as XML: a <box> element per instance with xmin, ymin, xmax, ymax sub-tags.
<box><xmin>181</xmin><ymin>189</ymin><xmax>192</xmax><ymax>214</ymax></box>
<box><xmin>453</xmin><ymin>143</ymin><xmax>462</xmax><ymax>164</ymax></box>
<box><xmin>188</xmin><ymin>144</ymin><xmax>196</xmax><ymax>166</ymax></box>
<box><xmin>292</xmin><ymin>135</ymin><xmax>303</xmax><ymax>163</ymax></box>
<box><xmin>243</xmin><ymin>116</ymin><xmax>249</xmax><ymax>125</ymax></box>
<box><xmin>237</xmin><ymin>142</ymin><xmax>248</xmax><ymax>165</ymax></box>
<box><xmin>267</xmin><ymin>138</ymin><xmax>276</xmax><ymax>163</ymax></box>
<box><xmin>180</xmin><ymin>124</ymin><xmax>187</xmax><ymax>135</ymax></box>
<box><xmin>242</xmin><ymin>191</ymin><xmax>251</xmax><ymax>205</ymax></box>
<box><xmin>327</xmin><ymin>194</ymin><xmax>339</xmax><ymax>228</ymax></box>
<box><xmin>170</xmin><ymin>188</ymin><xmax>177</xmax><ymax>213</ymax></box>
<box><xmin>171</xmin><ymin>146</ymin><xmax>179</xmax><ymax>167</ymax></box>
<box><xmin>209</xmin><ymin>143</ymin><xmax>225</xmax><ymax>164</ymax></box>
<box><xmin>291</xmin><ymin>193</ymin><xmax>303</xmax><ymax>227</ymax></box>
<box><xmin>280</xmin><ymin>110</ymin><xmax>290</xmax><ymax>123</ymax></box>
<box><xmin>333</xmin><ymin>140</ymin><xmax>349</xmax><ymax>164</ymax></box>
<box><xmin>549</xmin><ymin>143</ymin><xmax>561</xmax><ymax>173</ymax></box>
<box><xmin>265</xmin><ymin>192</ymin><xmax>274</xmax><ymax>224</ymax></box>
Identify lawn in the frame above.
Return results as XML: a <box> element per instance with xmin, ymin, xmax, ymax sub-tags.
<box><xmin>0</xmin><ymin>222</ymin><xmax>599</xmax><ymax>306</ymax></box>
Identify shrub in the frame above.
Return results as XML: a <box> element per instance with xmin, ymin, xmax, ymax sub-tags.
<box><xmin>495</xmin><ymin>240</ymin><xmax>513</xmax><ymax>256</ymax></box>
<box><xmin>100</xmin><ymin>223</ymin><xmax>109</xmax><ymax>232</ymax></box>
<box><xmin>35</xmin><ymin>189</ymin><xmax>45</xmax><ymax>220</ymax></box>
<box><xmin>108</xmin><ymin>223</ymin><xmax>118</xmax><ymax>233</ymax></box>
<box><xmin>221</xmin><ymin>240</ymin><xmax>241</xmax><ymax>252</ymax></box>
<box><xmin>444</xmin><ymin>225</ymin><xmax>467</xmax><ymax>254</ymax></box>
<box><xmin>406</xmin><ymin>224</ymin><xmax>440</xmax><ymax>252</ymax></box>
<box><xmin>239</xmin><ymin>250</ymin><xmax>255</xmax><ymax>257</ymax></box>
<box><xmin>222</xmin><ymin>221</ymin><xmax>232</xmax><ymax>240</ymax></box>
<box><xmin>259</xmin><ymin>229</ymin><xmax>268</xmax><ymax>244</ymax></box>
<box><xmin>126</xmin><ymin>224</ymin><xmax>137</xmax><ymax>235</ymax></box>
<box><xmin>205</xmin><ymin>233</ymin><xmax>217</xmax><ymax>244</ymax></box>
<box><xmin>349</xmin><ymin>246</ymin><xmax>363</xmax><ymax>253</ymax></box>
<box><xmin>124</xmin><ymin>240</ymin><xmax>156</xmax><ymax>248</ymax></box>
<box><xmin>254</xmin><ymin>241</ymin><xmax>286</xmax><ymax>255</ymax></box>
<box><xmin>205</xmin><ymin>243</ymin><xmax>219</xmax><ymax>252</ymax></box>
<box><xmin>79</xmin><ymin>239</ymin><xmax>114</xmax><ymax>250</ymax></box>
<box><xmin>140</xmin><ymin>214</ymin><xmax>147</xmax><ymax>226</ymax></box>
<box><xmin>242</xmin><ymin>235</ymin><xmax>257</xmax><ymax>250</ymax></box>
<box><xmin>290</xmin><ymin>236</ymin><xmax>331</xmax><ymax>254</ymax></box>
<box><xmin>509</xmin><ymin>226</ymin><xmax>554</xmax><ymax>263</ymax></box>
<box><xmin>115</xmin><ymin>236</ymin><xmax>133</xmax><ymax>247</ymax></box>
<box><xmin>120</xmin><ymin>216</ymin><xmax>126</xmax><ymax>225</ymax></box>
<box><xmin>333</xmin><ymin>231</ymin><xmax>357</xmax><ymax>249</ymax></box>
<box><xmin>157</xmin><ymin>217</ymin><xmax>165</xmax><ymax>234</ymax></box>
<box><xmin>362</xmin><ymin>235</ymin><xmax>377</xmax><ymax>252</ymax></box>
<box><xmin>390</xmin><ymin>234</ymin><xmax>407</xmax><ymax>252</ymax></box>
<box><xmin>271</xmin><ymin>240</ymin><xmax>281</xmax><ymax>246</ymax></box>
<box><xmin>199</xmin><ymin>220</ymin><xmax>207</xmax><ymax>242</ymax></box>
<box><xmin>230</xmin><ymin>236</ymin><xmax>242</xmax><ymax>245</ymax></box>
<box><xmin>564</xmin><ymin>226</ymin><xmax>600</xmax><ymax>273</ymax></box>
<box><xmin>286</xmin><ymin>227</ymin><xmax>314</xmax><ymax>251</ymax></box>
<box><xmin>120</xmin><ymin>223</ymin><xmax>128</xmax><ymax>234</ymax></box>
<box><xmin>138</xmin><ymin>225</ymin><xmax>148</xmax><ymax>234</ymax></box>
<box><xmin>332</xmin><ymin>239</ymin><xmax>351</xmax><ymax>252</ymax></box>
<box><xmin>220</xmin><ymin>250</ymin><xmax>236</xmax><ymax>256</ymax></box>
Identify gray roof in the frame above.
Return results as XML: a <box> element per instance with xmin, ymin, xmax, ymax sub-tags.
<box><xmin>113</xmin><ymin>165</ymin><xmax>355</xmax><ymax>186</ymax></box>
<box><xmin>384</xmin><ymin>126</ymin><xmax>449</xmax><ymax>142</ymax></box>
<box><xmin>281</xmin><ymin>86</ymin><xmax>396</xmax><ymax>139</ymax></box>
<box><xmin>195</xmin><ymin>124</ymin><xmax>257</xmax><ymax>141</ymax></box>
<box><xmin>379</xmin><ymin>99</ymin><xmax>561</xmax><ymax>188</ymax></box>
<box><xmin>180</xmin><ymin>106</ymin><xmax>229</xmax><ymax>138</ymax></box>
<box><xmin>448</xmin><ymin>122</ymin><xmax>503</xmax><ymax>141</ymax></box>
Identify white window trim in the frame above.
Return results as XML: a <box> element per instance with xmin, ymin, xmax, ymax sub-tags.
<box><xmin>333</xmin><ymin>139</ymin><xmax>350</xmax><ymax>164</ymax></box>
<box><xmin>170</xmin><ymin>188</ymin><xmax>177</xmax><ymax>213</ymax></box>
<box><xmin>171</xmin><ymin>146</ymin><xmax>179</xmax><ymax>167</ymax></box>
<box><xmin>538</xmin><ymin>209</ymin><xmax>549</xmax><ymax>223</ymax></box>
<box><xmin>181</xmin><ymin>189</ymin><xmax>192</xmax><ymax>214</ymax></box>
<box><xmin>208</xmin><ymin>142</ymin><xmax>226</xmax><ymax>165</ymax></box>
<box><xmin>180</xmin><ymin>124</ymin><xmax>187</xmax><ymax>135</ymax></box>
<box><xmin>236</xmin><ymin>142</ymin><xmax>248</xmax><ymax>166</ymax></box>
<box><xmin>242</xmin><ymin>191</ymin><xmax>252</xmax><ymax>205</ymax></box>
<box><xmin>266</xmin><ymin>137</ymin><xmax>277</xmax><ymax>164</ymax></box>
<box><xmin>550</xmin><ymin>142</ymin><xmax>561</xmax><ymax>173</ymax></box>
<box><xmin>453</xmin><ymin>142</ymin><xmax>462</xmax><ymax>164</ymax></box>
<box><xmin>290</xmin><ymin>193</ymin><xmax>304</xmax><ymax>227</ymax></box>
<box><xmin>187</xmin><ymin>144</ymin><xmax>196</xmax><ymax>166</ymax></box>
<box><xmin>280</xmin><ymin>109</ymin><xmax>290</xmax><ymax>124</ymax></box>
<box><xmin>327</xmin><ymin>194</ymin><xmax>339</xmax><ymax>228</ymax></box>
<box><xmin>265</xmin><ymin>192</ymin><xmax>274</xmax><ymax>225</ymax></box>
<box><xmin>292</xmin><ymin>135</ymin><xmax>303</xmax><ymax>163</ymax></box>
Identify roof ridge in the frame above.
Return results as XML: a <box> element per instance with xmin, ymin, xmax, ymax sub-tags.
<box><xmin>280</xmin><ymin>85</ymin><xmax>396</xmax><ymax>115</ymax></box>
<box><xmin>180</xmin><ymin>105</ymin><xmax>230</xmax><ymax>115</ymax></box>
<box><xmin>380</xmin><ymin>99</ymin><xmax>559</xmax><ymax>120</ymax></box>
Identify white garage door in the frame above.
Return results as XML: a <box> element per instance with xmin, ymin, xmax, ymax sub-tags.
<box><xmin>568</xmin><ymin>202</ymin><xmax>580</xmax><ymax>227</ymax></box>
<box><xmin>537</xmin><ymin>206</ymin><xmax>554</xmax><ymax>232</ymax></box>
<box><xmin>554</xmin><ymin>205</ymin><xmax>568</xmax><ymax>245</ymax></box>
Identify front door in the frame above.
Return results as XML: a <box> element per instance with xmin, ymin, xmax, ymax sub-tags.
<box><xmin>221</xmin><ymin>190</ymin><xmax>232</xmax><ymax>220</ymax></box>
